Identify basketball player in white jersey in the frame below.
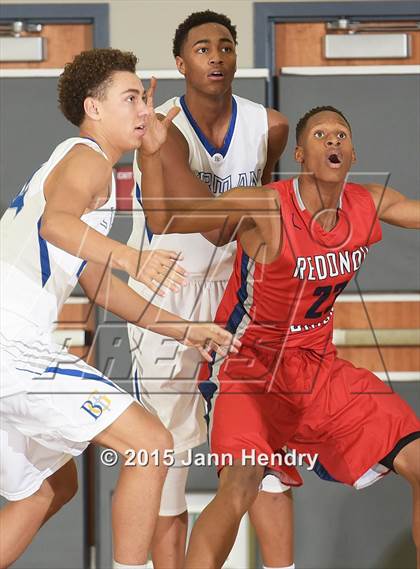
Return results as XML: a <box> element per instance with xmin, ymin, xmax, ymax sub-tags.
<box><xmin>0</xmin><ymin>48</ymin><xmax>238</xmax><ymax>569</ymax></box>
<box><xmin>127</xmin><ymin>12</ymin><xmax>295</xmax><ymax>569</ymax></box>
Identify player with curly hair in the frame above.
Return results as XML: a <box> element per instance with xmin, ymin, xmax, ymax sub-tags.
<box><xmin>0</xmin><ymin>48</ymin><xmax>239</xmax><ymax>569</ymax></box>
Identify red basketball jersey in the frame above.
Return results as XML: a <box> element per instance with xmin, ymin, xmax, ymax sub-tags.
<box><xmin>215</xmin><ymin>178</ymin><xmax>382</xmax><ymax>351</ymax></box>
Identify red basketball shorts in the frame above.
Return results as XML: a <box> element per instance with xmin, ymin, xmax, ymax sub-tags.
<box><xmin>198</xmin><ymin>344</ymin><xmax>420</xmax><ymax>489</ymax></box>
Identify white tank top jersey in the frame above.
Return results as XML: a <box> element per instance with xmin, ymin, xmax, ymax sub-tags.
<box><xmin>0</xmin><ymin>137</ymin><xmax>115</xmax><ymax>333</ymax></box>
<box><xmin>127</xmin><ymin>94</ymin><xmax>268</xmax><ymax>300</ymax></box>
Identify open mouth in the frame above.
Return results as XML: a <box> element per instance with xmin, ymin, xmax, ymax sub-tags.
<box><xmin>327</xmin><ymin>153</ymin><xmax>343</xmax><ymax>168</ymax></box>
<box><xmin>208</xmin><ymin>71</ymin><xmax>224</xmax><ymax>79</ymax></box>
<box><xmin>328</xmin><ymin>153</ymin><xmax>341</xmax><ymax>164</ymax></box>
<box><xmin>135</xmin><ymin>125</ymin><xmax>145</xmax><ymax>133</ymax></box>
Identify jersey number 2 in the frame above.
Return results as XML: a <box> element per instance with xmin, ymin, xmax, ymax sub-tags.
<box><xmin>305</xmin><ymin>280</ymin><xmax>349</xmax><ymax>319</ymax></box>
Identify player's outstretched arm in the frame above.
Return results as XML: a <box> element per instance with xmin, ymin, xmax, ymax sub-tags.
<box><xmin>142</xmin><ymin>182</ymin><xmax>283</xmax><ymax>262</ymax></box>
<box><xmin>366</xmin><ymin>183</ymin><xmax>420</xmax><ymax>229</ymax></box>
<box><xmin>139</xmin><ymin>78</ymin><xmax>281</xmax><ymax>249</ymax></box>
<box><xmin>40</xmin><ymin>145</ymin><xmax>187</xmax><ymax>294</ymax></box>
<box><xmin>140</xmin><ymin>182</ymin><xmax>279</xmax><ymax>236</ymax></box>
<box><xmin>79</xmin><ymin>261</ymin><xmax>240</xmax><ymax>361</ymax></box>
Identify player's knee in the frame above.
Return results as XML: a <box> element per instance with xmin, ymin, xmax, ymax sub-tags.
<box><xmin>56</xmin><ymin>460</ymin><xmax>78</xmax><ymax>505</ymax></box>
<box><xmin>116</xmin><ymin>405</ymin><xmax>173</xmax><ymax>455</ymax></box>
<box><xmin>223</xmin><ymin>481</ymin><xmax>259</xmax><ymax>513</ymax></box>
<box><xmin>393</xmin><ymin>439</ymin><xmax>420</xmax><ymax>486</ymax></box>
<box><xmin>398</xmin><ymin>461</ymin><xmax>420</xmax><ymax>488</ymax></box>
<box><xmin>150</xmin><ymin>423</ymin><xmax>174</xmax><ymax>455</ymax></box>
<box><xmin>130</xmin><ymin>421</ymin><xmax>173</xmax><ymax>472</ymax></box>
<box><xmin>55</xmin><ymin>475</ymin><xmax>78</xmax><ymax>506</ymax></box>
<box><xmin>220</xmin><ymin>467</ymin><xmax>260</xmax><ymax>512</ymax></box>
<box><xmin>35</xmin><ymin>474</ymin><xmax>78</xmax><ymax>509</ymax></box>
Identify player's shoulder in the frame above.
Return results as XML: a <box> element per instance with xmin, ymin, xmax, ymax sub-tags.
<box><xmin>360</xmin><ymin>182</ymin><xmax>382</xmax><ymax>194</ymax></box>
<box><xmin>344</xmin><ymin>181</ymin><xmax>379</xmax><ymax>209</ymax></box>
<box><xmin>266</xmin><ymin>107</ymin><xmax>288</xmax><ymax>129</ymax></box>
<box><xmin>68</xmin><ymin>142</ymin><xmax>110</xmax><ymax>168</ymax></box>
<box><xmin>233</xmin><ymin>95</ymin><xmax>270</xmax><ymax>136</ymax></box>
<box><xmin>232</xmin><ymin>94</ymin><xmax>286</xmax><ymax>126</ymax></box>
<box><xmin>156</xmin><ymin>97</ymin><xmax>180</xmax><ymax>116</ymax></box>
<box><xmin>266</xmin><ymin>178</ymin><xmax>293</xmax><ymax>191</ymax></box>
<box><xmin>263</xmin><ymin>178</ymin><xmax>293</xmax><ymax>201</ymax></box>
<box><xmin>233</xmin><ymin>94</ymin><xmax>265</xmax><ymax>113</ymax></box>
<box><xmin>156</xmin><ymin>96</ymin><xmax>189</xmax><ymax>145</ymax></box>
<box><xmin>345</xmin><ymin>181</ymin><xmax>375</xmax><ymax>198</ymax></box>
<box><xmin>58</xmin><ymin>143</ymin><xmax>112</xmax><ymax>186</ymax></box>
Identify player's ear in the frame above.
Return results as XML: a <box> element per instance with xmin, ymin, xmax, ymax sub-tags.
<box><xmin>295</xmin><ymin>145</ymin><xmax>304</xmax><ymax>163</ymax></box>
<box><xmin>351</xmin><ymin>147</ymin><xmax>356</xmax><ymax>163</ymax></box>
<box><xmin>84</xmin><ymin>97</ymin><xmax>101</xmax><ymax>121</ymax></box>
<box><xmin>175</xmin><ymin>56</ymin><xmax>186</xmax><ymax>76</ymax></box>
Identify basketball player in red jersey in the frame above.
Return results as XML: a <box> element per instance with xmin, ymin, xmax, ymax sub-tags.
<box><xmin>140</xmin><ymin>104</ymin><xmax>420</xmax><ymax>568</ymax></box>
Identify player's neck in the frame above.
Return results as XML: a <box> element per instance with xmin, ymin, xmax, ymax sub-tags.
<box><xmin>183</xmin><ymin>88</ymin><xmax>233</xmax><ymax>147</ymax></box>
<box><xmin>79</xmin><ymin>127</ymin><xmax>122</xmax><ymax>165</ymax></box>
<box><xmin>298</xmin><ymin>175</ymin><xmax>345</xmax><ymax>231</ymax></box>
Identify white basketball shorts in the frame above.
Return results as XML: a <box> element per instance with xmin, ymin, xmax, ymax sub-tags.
<box><xmin>128</xmin><ymin>278</ymin><xmax>227</xmax><ymax>453</ymax></box>
<box><xmin>0</xmin><ymin>333</ymin><xmax>135</xmax><ymax>501</ymax></box>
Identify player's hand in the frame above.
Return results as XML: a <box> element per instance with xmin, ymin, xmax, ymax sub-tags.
<box><xmin>181</xmin><ymin>323</ymin><xmax>241</xmax><ymax>362</ymax></box>
<box><xmin>141</xmin><ymin>77</ymin><xmax>180</xmax><ymax>156</ymax></box>
<box><xmin>122</xmin><ymin>247</ymin><xmax>188</xmax><ymax>295</ymax></box>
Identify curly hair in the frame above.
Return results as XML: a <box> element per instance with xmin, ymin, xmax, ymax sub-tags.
<box><xmin>173</xmin><ymin>10</ymin><xmax>237</xmax><ymax>58</ymax></box>
<box><xmin>296</xmin><ymin>106</ymin><xmax>351</xmax><ymax>143</ymax></box>
<box><xmin>58</xmin><ymin>48</ymin><xmax>138</xmax><ymax>127</ymax></box>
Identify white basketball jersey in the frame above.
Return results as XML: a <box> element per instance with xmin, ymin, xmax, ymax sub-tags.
<box><xmin>0</xmin><ymin>137</ymin><xmax>115</xmax><ymax>332</ymax></box>
<box><xmin>128</xmin><ymin>95</ymin><xmax>268</xmax><ymax>300</ymax></box>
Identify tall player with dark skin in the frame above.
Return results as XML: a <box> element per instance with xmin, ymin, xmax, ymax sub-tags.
<box><xmin>137</xmin><ymin>14</ymin><xmax>294</xmax><ymax>569</ymax></box>
<box><xmin>172</xmin><ymin>24</ymin><xmax>286</xmax><ymax>185</ymax></box>
<box><xmin>140</xmin><ymin>104</ymin><xmax>420</xmax><ymax>568</ymax></box>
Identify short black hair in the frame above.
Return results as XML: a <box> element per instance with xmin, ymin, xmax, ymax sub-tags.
<box><xmin>296</xmin><ymin>106</ymin><xmax>351</xmax><ymax>143</ymax></box>
<box><xmin>173</xmin><ymin>10</ymin><xmax>237</xmax><ymax>57</ymax></box>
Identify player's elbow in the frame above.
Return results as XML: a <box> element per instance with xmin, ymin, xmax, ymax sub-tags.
<box><xmin>145</xmin><ymin>212</ymin><xmax>184</xmax><ymax>235</ymax></box>
<box><xmin>145</xmin><ymin>214</ymin><xmax>168</xmax><ymax>235</ymax></box>
<box><xmin>39</xmin><ymin>216</ymin><xmax>62</xmax><ymax>245</ymax></box>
